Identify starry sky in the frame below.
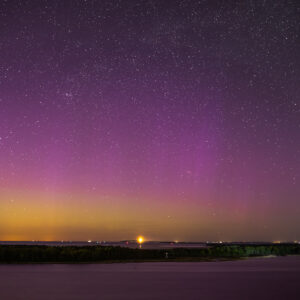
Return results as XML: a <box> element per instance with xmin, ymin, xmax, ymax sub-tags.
<box><xmin>0</xmin><ymin>0</ymin><xmax>299</xmax><ymax>242</ymax></box>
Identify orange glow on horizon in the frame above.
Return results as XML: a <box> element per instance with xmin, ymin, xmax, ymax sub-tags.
<box><xmin>1</xmin><ymin>188</ymin><xmax>295</xmax><ymax>242</ymax></box>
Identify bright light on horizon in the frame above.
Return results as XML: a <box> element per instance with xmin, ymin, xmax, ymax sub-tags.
<box><xmin>137</xmin><ymin>236</ymin><xmax>144</xmax><ymax>244</ymax></box>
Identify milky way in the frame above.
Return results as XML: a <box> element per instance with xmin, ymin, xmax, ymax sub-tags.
<box><xmin>0</xmin><ymin>0</ymin><xmax>299</xmax><ymax>241</ymax></box>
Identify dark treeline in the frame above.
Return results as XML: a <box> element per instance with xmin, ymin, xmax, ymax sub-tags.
<box><xmin>0</xmin><ymin>244</ymin><xmax>299</xmax><ymax>263</ymax></box>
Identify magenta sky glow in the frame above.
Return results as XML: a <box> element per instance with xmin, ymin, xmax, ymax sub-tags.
<box><xmin>0</xmin><ymin>0</ymin><xmax>299</xmax><ymax>242</ymax></box>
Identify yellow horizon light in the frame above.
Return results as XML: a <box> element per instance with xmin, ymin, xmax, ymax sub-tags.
<box><xmin>137</xmin><ymin>236</ymin><xmax>144</xmax><ymax>244</ymax></box>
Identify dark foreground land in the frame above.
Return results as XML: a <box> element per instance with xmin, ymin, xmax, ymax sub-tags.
<box><xmin>0</xmin><ymin>256</ymin><xmax>299</xmax><ymax>299</ymax></box>
<box><xmin>0</xmin><ymin>243</ymin><xmax>299</xmax><ymax>263</ymax></box>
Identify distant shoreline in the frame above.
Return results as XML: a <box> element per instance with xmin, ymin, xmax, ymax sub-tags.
<box><xmin>0</xmin><ymin>243</ymin><xmax>299</xmax><ymax>264</ymax></box>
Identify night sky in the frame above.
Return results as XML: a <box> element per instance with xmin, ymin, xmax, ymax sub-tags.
<box><xmin>0</xmin><ymin>0</ymin><xmax>299</xmax><ymax>242</ymax></box>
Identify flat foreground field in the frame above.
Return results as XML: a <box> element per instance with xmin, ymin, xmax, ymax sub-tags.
<box><xmin>0</xmin><ymin>256</ymin><xmax>299</xmax><ymax>300</ymax></box>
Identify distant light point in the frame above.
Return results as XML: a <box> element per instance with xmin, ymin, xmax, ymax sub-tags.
<box><xmin>137</xmin><ymin>236</ymin><xmax>144</xmax><ymax>244</ymax></box>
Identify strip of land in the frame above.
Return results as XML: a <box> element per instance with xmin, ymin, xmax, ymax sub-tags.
<box><xmin>0</xmin><ymin>243</ymin><xmax>299</xmax><ymax>263</ymax></box>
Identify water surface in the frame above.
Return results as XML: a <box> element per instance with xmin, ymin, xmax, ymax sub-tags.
<box><xmin>0</xmin><ymin>256</ymin><xmax>299</xmax><ymax>299</ymax></box>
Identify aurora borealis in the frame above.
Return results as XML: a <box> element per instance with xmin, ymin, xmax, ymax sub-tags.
<box><xmin>0</xmin><ymin>0</ymin><xmax>299</xmax><ymax>242</ymax></box>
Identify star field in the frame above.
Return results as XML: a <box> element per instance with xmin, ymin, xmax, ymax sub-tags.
<box><xmin>0</xmin><ymin>0</ymin><xmax>299</xmax><ymax>241</ymax></box>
